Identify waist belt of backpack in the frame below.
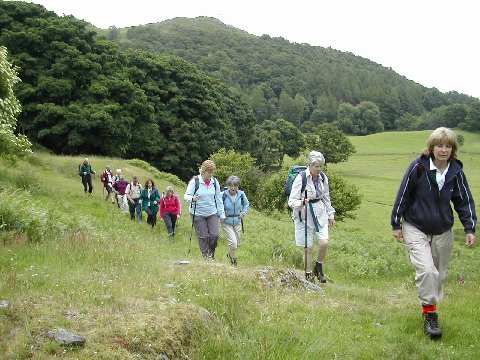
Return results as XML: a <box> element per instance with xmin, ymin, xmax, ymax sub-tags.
<box><xmin>309</xmin><ymin>198</ymin><xmax>321</xmax><ymax>203</ymax></box>
<box><xmin>308</xmin><ymin>203</ymin><xmax>320</xmax><ymax>232</ymax></box>
<box><xmin>226</xmin><ymin>214</ymin><xmax>241</xmax><ymax>218</ymax></box>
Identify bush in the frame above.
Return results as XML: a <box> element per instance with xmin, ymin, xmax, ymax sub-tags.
<box><xmin>209</xmin><ymin>149</ymin><xmax>264</xmax><ymax>207</ymax></box>
<box><xmin>258</xmin><ymin>167</ymin><xmax>362</xmax><ymax>220</ymax></box>
<box><xmin>326</xmin><ymin>169</ymin><xmax>362</xmax><ymax>221</ymax></box>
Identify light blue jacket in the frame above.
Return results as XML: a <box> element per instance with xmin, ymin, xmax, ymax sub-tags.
<box><xmin>222</xmin><ymin>189</ymin><xmax>250</xmax><ymax>226</ymax></box>
<box><xmin>184</xmin><ymin>175</ymin><xmax>225</xmax><ymax>218</ymax></box>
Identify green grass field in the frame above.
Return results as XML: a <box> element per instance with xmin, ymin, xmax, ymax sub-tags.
<box><xmin>1</xmin><ymin>131</ymin><xmax>479</xmax><ymax>359</ymax></box>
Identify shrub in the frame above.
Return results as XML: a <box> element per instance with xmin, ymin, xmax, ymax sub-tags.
<box><xmin>209</xmin><ymin>149</ymin><xmax>264</xmax><ymax>207</ymax></box>
<box><xmin>258</xmin><ymin>167</ymin><xmax>361</xmax><ymax>220</ymax></box>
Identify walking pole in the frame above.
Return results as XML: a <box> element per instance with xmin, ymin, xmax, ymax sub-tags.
<box><xmin>240</xmin><ymin>217</ymin><xmax>244</xmax><ymax>234</ymax></box>
<box><xmin>188</xmin><ymin>200</ymin><xmax>197</xmax><ymax>255</ymax></box>
<box><xmin>304</xmin><ymin>190</ymin><xmax>308</xmax><ymax>279</ymax></box>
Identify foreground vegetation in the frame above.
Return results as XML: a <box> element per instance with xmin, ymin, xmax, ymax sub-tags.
<box><xmin>1</xmin><ymin>131</ymin><xmax>480</xmax><ymax>359</ymax></box>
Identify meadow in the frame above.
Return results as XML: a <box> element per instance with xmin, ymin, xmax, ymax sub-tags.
<box><xmin>1</xmin><ymin>130</ymin><xmax>479</xmax><ymax>359</ymax></box>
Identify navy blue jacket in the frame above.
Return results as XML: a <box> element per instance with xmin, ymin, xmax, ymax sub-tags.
<box><xmin>391</xmin><ymin>155</ymin><xmax>476</xmax><ymax>235</ymax></box>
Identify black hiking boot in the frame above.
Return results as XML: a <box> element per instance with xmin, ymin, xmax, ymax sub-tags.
<box><xmin>313</xmin><ymin>261</ymin><xmax>328</xmax><ymax>283</ymax></box>
<box><xmin>227</xmin><ymin>253</ymin><xmax>237</xmax><ymax>266</ymax></box>
<box><xmin>305</xmin><ymin>271</ymin><xmax>315</xmax><ymax>283</ymax></box>
<box><xmin>424</xmin><ymin>311</ymin><xmax>442</xmax><ymax>339</ymax></box>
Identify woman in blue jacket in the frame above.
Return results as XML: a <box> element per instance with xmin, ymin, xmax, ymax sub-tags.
<box><xmin>184</xmin><ymin>160</ymin><xmax>225</xmax><ymax>260</ymax></box>
<box><xmin>222</xmin><ymin>175</ymin><xmax>250</xmax><ymax>266</ymax></box>
<box><xmin>391</xmin><ymin>127</ymin><xmax>476</xmax><ymax>340</ymax></box>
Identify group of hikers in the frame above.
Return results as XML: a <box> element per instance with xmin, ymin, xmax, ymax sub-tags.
<box><xmin>78</xmin><ymin>159</ymin><xmax>250</xmax><ymax>266</ymax></box>
<box><xmin>78</xmin><ymin>126</ymin><xmax>476</xmax><ymax>340</ymax></box>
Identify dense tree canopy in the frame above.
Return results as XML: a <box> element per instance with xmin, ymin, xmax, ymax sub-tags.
<box><xmin>0</xmin><ymin>1</ymin><xmax>255</xmax><ymax>179</ymax></box>
<box><xmin>106</xmin><ymin>16</ymin><xmax>479</xmax><ymax>132</ymax></box>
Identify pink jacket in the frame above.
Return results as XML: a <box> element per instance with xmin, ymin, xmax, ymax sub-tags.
<box><xmin>160</xmin><ymin>194</ymin><xmax>181</xmax><ymax>218</ymax></box>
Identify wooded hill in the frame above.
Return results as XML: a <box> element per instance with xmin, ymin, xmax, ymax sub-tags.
<box><xmin>0</xmin><ymin>1</ymin><xmax>255</xmax><ymax>180</ymax></box>
<box><xmin>103</xmin><ymin>16</ymin><xmax>478</xmax><ymax>129</ymax></box>
<box><xmin>2</xmin><ymin>1</ymin><xmax>480</xmax><ymax>180</ymax></box>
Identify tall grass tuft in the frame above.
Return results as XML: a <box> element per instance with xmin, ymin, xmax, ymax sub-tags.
<box><xmin>0</xmin><ymin>187</ymin><xmax>90</xmax><ymax>244</ymax></box>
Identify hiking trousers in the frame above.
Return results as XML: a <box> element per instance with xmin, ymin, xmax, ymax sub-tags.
<box><xmin>146</xmin><ymin>207</ymin><xmax>157</xmax><ymax>227</ymax></box>
<box><xmin>117</xmin><ymin>194</ymin><xmax>128</xmax><ymax>214</ymax></box>
<box><xmin>129</xmin><ymin>198</ymin><xmax>142</xmax><ymax>222</ymax></box>
<box><xmin>163</xmin><ymin>212</ymin><xmax>177</xmax><ymax>235</ymax></box>
<box><xmin>402</xmin><ymin>221</ymin><xmax>454</xmax><ymax>305</ymax></box>
<box><xmin>82</xmin><ymin>174</ymin><xmax>93</xmax><ymax>193</ymax></box>
<box><xmin>222</xmin><ymin>222</ymin><xmax>242</xmax><ymax>250</ymax></box>
<box><xmin>193</xmin><ymin>214</ymin><xmax>220</xmax><ymax>258</ymax></box>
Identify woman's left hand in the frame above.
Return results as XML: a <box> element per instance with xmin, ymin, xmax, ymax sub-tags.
<box><xmin>328</xmin><ymin>218</ymin><xmax>336</xmax><ymax>227</ymax></box>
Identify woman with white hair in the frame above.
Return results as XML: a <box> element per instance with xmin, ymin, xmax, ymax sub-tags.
<box><xmin>288</xmin><ymin>151</ymin><xmax>336</xmax><ymax>282</ymax></box>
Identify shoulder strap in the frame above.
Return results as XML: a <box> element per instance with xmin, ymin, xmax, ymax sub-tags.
<box><xmin>240</xmin><ymin>191</ymin><xmax>245</xmax><ymax>206</ymax></box>
<box><xmin>194</xmin><ymin>176</ymin><xmax>199</xmax><ymax>194</ymax></box>
<box><xmin>300</xmin><ymin>171</ymin><xmax>307</xmax><ymax>194</ymax></box>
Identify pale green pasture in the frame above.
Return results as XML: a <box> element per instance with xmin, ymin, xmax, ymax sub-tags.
<box><xmin>2</xmin><ymin>133</ymin><xmax>480</xmax><ymax>359</ymax></box>
<box><xmin>330</xmin><ymin>131</ymin><xmax>480</xmax><ymax>235</ymax></box>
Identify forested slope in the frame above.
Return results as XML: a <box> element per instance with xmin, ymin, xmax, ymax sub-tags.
<box><xmin>104</xmin><ymin>16</ymin><xmax>478</xmax><ymax>129</ymax></box>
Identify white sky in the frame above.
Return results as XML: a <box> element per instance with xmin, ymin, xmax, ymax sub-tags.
<box><xmin>21</xmin><ymin>0</ymin><xmax>480</xmax><ymax>98</ymax></box>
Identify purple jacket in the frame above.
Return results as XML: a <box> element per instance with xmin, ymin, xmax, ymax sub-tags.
<box><xmin>113</xmin><ymin>180</ymin><xmax>129</xmax><ymax>196</ymax></box>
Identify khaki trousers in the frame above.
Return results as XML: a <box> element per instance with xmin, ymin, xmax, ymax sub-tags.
<box><xmin>222</xmin><ymin>223</ymin><xmax>242</xmax><ymax>250</ymax></box>
<box><xmin>402</xmin><ymin>221</ymin><xmax>454</xmax><ymax>305</ymax></box>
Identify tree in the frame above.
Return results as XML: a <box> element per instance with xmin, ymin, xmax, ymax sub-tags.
<box><xmin>356</xmin><ymin>101</ymin><xmax>383</xmax><ymax>135</ymax></box>
<box><xmin>304</xmin><ymin>124</ymin><xmax>355</xmax><ymax>164</ymax></box>
<box><xmin>460</xmin><ymin>102</ymin><xmax>480</xmax><ymax>131</ymax></box>
<box><xmin>422</xmin><ymin>88</ymin><xmax>448</xmax><ymax>111</ymax></box>
<box><xmin>250</xmin><ymin>119</ymin><xmax>304</xmax><ymax>170</ymax></box>
<box><xmin>394</xmin><ymin>113</ymin><xmax>418</xmax><ymax>131</ymax></box>
<box><xmin>0</xmin><ymin>46</ymin><xmax>31</xmax><ymax>157</ymax></box>
<box><xmin>336</xmin><ymin>102</ymin><xmax>357</xmax><ymax>134</ymax></box>
<box><xmin>209</xmin><ymin>149</ymin><xmax>263</xmax><ymax>207</ymax></box>
<box><xmin>336</xmin><ymin>101</ymin><xmax>383</xmax><ymax>135</ymax></box>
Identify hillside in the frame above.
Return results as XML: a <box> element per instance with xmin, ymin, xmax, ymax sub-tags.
<box><xmin>103</xmin><ymin>17</ymin><xmax>478</xmax><ymax>129</ymax></box>
<box><xmin>1</xmin><ymin>130</ymin><xmax>480</xmax><ymax>358</ymax></box>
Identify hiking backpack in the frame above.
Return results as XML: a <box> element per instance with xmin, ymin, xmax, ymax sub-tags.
<box><xmin>284</xmin><ymin>165</ymin><xmax>325</xmax><ymax>199</ymax></box>
<box><xmin>191</xmin><ymin>175</ymin><xmax>219</xmax><ymax>208</ymax></box>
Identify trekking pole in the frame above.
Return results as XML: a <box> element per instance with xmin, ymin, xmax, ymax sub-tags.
<box><xmin>304</xmin><ymin>190</ymin><xmax>308</xmax><ymax>278</ymax></box>
<box><xmin>188</xmin><ymin>200</ymin><xmax>197</xmax><ymax>255</ymax></box>
<box><xmin>240</xmin><ymin>217</ymin><xmax>244</xmax><ymax>233</ymax></box>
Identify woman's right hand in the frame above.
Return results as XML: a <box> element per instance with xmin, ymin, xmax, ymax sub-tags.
<box><xmin>192</xmin><ymin>194</ymin><xmax>200</xmax><ymax>202</ymax></box>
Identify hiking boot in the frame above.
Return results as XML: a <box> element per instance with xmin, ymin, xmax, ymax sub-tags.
<box><xmin>313</xmin><ymin>262</ymin><xmax>328</xmax><ymax>283</ymax></box>
<box><xmin>424</xmin><ymin>311</ymin><xmax>442</xmax><ymax>339</ymax></box>
<box><xmin>305</xmin><ymin>271</ymin><xmax>315</xmax><ymax>283</ymax></box>
<box><xmin>227</xmin><ymin>253</ymin><xmax>237</xmax><ymax>266</ymax></box>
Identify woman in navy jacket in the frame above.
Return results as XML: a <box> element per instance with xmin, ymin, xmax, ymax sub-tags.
<box><xmin>391</xmin><ymin>127</ymin><xmax>476</xmax><ymax>340</ymax></box>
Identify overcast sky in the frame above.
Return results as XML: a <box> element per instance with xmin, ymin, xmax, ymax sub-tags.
<box><xmin>24</xmin><ymin>0</ymin><xmax>480</xmax><ymax>98</ymax></box>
